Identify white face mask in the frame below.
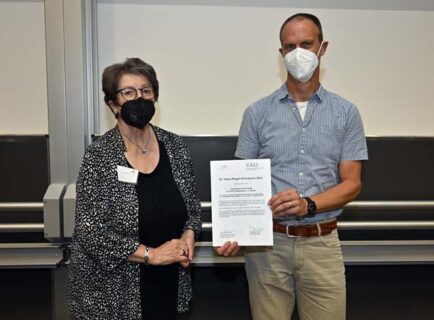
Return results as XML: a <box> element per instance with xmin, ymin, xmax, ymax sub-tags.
<box><xmin>284</xmin><ymin>42</ymin><xmax>323</xmax><ymax>82</ymax></box>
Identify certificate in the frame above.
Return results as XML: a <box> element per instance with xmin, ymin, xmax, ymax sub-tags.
<box><xmin>210</xmin><ymin>159</ymin><xmax>273</xmax><ymax>246</ymax></box>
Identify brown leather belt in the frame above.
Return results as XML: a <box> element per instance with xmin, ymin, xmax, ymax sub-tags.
<box><xmin>273</xmin><ymin>219</ymin><xmax>337</xmax><ymax>237</ymax></box>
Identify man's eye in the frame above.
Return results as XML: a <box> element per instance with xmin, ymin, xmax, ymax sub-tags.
<box><xmin>142</xmin><ymin>89</ymin><xmax>152</xmax><ymax>95</ymax></box>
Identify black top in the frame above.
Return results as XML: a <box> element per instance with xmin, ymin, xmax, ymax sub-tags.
<box><xmin>136</xmin><ymin>141</ymin><xmax>188</xmax><ymax>320</ymax></box>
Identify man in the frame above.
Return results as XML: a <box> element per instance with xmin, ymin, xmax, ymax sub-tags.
<box><xmin>217</xmin><ymin>13</ymin><xmax>368</xmax><ymax>320</ymax></box>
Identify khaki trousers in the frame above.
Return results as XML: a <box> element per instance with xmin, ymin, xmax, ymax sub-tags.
<box><xmin>245</xmin><ymin>230</ymin><xmax>346</xmax><ymax>320</ymax></box>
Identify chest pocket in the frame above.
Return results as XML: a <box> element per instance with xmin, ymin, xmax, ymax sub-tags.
<box><xmin>314</xmin><ymin>127</ymin><xmax>343</xmax><ymax>161</ymax></box>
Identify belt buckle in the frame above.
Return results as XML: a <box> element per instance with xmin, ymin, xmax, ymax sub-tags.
<box><xmin>285</xmin><ymin>224</ymin><xmax>301</xmax><ymax>238</ymax></box>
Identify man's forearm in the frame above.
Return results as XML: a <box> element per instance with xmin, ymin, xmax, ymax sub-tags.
<box><xmin>310</xmin><ymin>178</ymin><xmax>361</xmax><ymax>213</ymax></box>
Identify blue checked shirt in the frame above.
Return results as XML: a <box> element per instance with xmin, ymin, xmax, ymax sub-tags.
<box><xmin>235</xmin><ymin>84</ymin><xmax>368</xmax><ymax>225</ymax></box>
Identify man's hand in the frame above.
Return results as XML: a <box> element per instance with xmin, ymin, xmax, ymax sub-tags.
<box><xmin>215</xmin><ymin>241</ymin><xmax>240</xmax><ymax>257</ymax></box>
<box><xmin>268</xmin><ymin>188</ymin><xmax>307</xmax><ymax>218</ymax></box>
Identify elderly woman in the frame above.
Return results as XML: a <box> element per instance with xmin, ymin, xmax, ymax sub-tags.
<box><xmin>68</xmin><ymin>57</ymin><xmax>201</xmax><ymax>320</ymax></box>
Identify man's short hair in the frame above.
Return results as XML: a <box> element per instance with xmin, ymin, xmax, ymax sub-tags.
<box><xmin>279</xmin><ymin>13</ymin><xmax>323</xmax><ymax>43</ymax></box>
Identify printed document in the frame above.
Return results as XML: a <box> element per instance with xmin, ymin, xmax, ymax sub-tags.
<box><xmin>210</xmin><ymin>159</ymin><xmax>273</xmax><ymax>246</ymax></box>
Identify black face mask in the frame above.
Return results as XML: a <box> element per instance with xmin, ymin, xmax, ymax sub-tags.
<box><xmin>120</xmin><ymin>98</ymin><xmax>155</xmax><ymax>129</ymax></box>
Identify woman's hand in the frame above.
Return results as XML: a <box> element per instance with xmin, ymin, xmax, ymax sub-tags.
<box><xmin>148</xmin><ymin>239</ymin><xmax>189</xmax><ymax>266</ymax></box>
<box><xmin>215</xmin><ymin>241</ymin><xmax>240</xmax><ymax>257</ymax></box>
<box><xmin>179</xmin><ymin>229</ymin><xmax>195</xmax><ymax>268</ymax></box>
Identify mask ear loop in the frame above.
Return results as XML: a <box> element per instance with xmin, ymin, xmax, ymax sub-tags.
<box><xmin>316</xmin><ymin>41</ymin><xmax>324</xmax><ymax>58</ymax></box>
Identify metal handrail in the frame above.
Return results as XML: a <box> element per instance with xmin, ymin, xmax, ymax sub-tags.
<box><xmin>338</xmin><ymin>221</ymin><xmax>434</xmax><ymax>230</ymax></box>
<box><xmin>1</xmin><ymin>200</ymin><xmax>433</xmax><ymax>233</ymax></box>
<box><xmin>200</xmin><ymin>200</ymin><xmax>434</xmax><ymax>210</ymax></box>
<box><xmin>0</xmin><ymin>202</ymin><xmax>45</xmax><ymax>233</ymax></box>
<box><xmin>0</xmin><ymin>242</ymin><xmax>64</xmax><ymax>269</ymax></box>
<box><xmin>200</xmin><ymin>221</ymin><xmax>434</xmax><ymax>231</ymax></box>
<box><xmin>192</xmin><ymin>240</ymin><xmax>434</xmax><ymax>265</ymax></box>
<box><xmin>345</xmin><ymin>201</ymin><xmax>434</xmax><ymax>209</ymax></box>
<box><xmin>1</xmin><ymin>200</ymin><xmax>433</xmax><ymax>212</ymax></box>
<box><xmin>3</xmin><ymin>220</ymin><xmax>433</xmax><ymax>233</ymax></box>
<box><xmin>0</xmin><ymin>223</ymin><xmax>44</xmax><ymax>232</ymax></box>
<box><xmin>0</xmin><ymin>202</ymin><xmax>43</xmax><ymax>211</ymax></box>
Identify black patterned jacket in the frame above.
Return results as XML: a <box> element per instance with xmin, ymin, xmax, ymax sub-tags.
<box><xmin>68</xmin><ymin>126</ymin><xmax>201</xmax><ymax>320</ymax></box>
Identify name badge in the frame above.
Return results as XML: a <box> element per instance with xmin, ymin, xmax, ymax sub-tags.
<box><xmin>117</xmin><ymin>165</ymin><xmax>139</xmax><ymax>185</ymax></box>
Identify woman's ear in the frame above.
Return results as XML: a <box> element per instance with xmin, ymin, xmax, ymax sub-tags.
<box><xmin>108</xmin><ymin>100</ymin><xmax>120</xmax><ymax>116</ymax></box>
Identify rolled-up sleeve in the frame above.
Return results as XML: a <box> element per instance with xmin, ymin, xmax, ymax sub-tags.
<box><xmin>341</xmin><ymin>105</ymin><xmax>368</xmax><ymax>161</ymax></box>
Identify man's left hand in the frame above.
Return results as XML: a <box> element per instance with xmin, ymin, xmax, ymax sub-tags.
<box><xmin>268</xmin><ymin>188</ymin><xmax>307</xmax><ymax>217</ymax></box>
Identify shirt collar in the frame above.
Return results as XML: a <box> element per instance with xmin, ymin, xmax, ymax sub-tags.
<box><xmin>278</xmin><ymin>83</ymin><xmax>325</xmax><ymax>103</ymax></box>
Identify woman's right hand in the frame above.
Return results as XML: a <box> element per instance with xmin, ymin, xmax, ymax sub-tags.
<box><xmin>148</xmin><ymin>239</ymin><xmax>189</xmax><ymax>265</ymax></box>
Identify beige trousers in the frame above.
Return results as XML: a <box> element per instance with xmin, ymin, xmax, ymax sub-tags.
<box><xmin>244</xmin><ymin>230</ymin><xmax>346</xmax><ymax>320</ymax></box>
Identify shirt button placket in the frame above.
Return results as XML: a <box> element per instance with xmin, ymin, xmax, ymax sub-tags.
<box><xmin>298</xmin><ymin>125</ymin><xmax>306</xmax><ymax>193</ymax></box>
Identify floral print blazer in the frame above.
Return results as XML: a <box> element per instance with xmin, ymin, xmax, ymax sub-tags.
<box><xmin>68</xmin><ymin>126</ymin><xmax>201</xmax><ymax>320</ymax></box>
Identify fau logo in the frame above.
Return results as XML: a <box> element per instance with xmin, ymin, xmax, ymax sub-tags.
<box><xmin>246</xmin><ymin>162</ymin><xmax>258</xmax><ymax>168</ymax></box>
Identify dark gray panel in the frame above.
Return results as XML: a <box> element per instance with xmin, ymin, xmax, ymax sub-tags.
<box><xmin>0</xmin><ymin>136</ymin><xmax>49</xmax><ymax>202</ymax></box>
<box><xmin>359</xmin><ymin>137</ymin><xmax>434</xmax><ymax>200</ymax></box>
<box><xmin>182</xmin><ymin>136</ymin><xmax>434</xmax><ymax>202</ymax></box>
<box><xmin>0</xmin><ymin>136</ymin><xmax>48</xmax><ymax>242</ymax></box>
<box><xmin>0</xmin><ymin>269</ymin><xmax>52</xmax><ymax>320</ymax></box>
<box><xmin>182</xmin><ymin>136</ymin><xmax>238</xmax><ymax>201</ymax></box>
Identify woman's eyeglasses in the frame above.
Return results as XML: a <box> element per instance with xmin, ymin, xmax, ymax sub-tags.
<box><xmin>116</xmin><ymin>86</ymin><xmax>154</xmax><ymax>101</ymax></box>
